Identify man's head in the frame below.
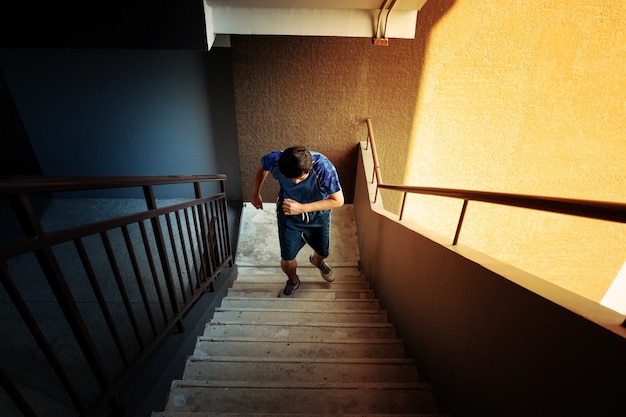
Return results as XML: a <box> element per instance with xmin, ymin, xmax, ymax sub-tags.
<box><xmin>279</xmin><ymin>146</ymin><xmax>312</xmax><ymax>181</ymax></box>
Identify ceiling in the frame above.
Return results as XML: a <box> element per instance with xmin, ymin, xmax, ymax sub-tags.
<box><xmin>203</xmin><ymin>0</ymin><xmax>429</xmax><ymax>48</ymax></box>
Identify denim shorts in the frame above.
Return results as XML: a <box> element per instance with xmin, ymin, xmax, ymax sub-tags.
<box><xmin>276</xmin><ymin>209</ymin><xmax>331</xmax><ymax>261</ymax></box>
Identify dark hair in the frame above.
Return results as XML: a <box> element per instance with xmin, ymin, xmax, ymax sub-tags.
<box><xmin>278</xmin><ymin>146</ymin><xmax>312</xmax><ymax>178</ymax></box>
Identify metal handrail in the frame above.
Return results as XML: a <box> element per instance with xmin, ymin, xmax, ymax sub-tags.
<box><xmin>364</xmin><ymin>118</ymin><xmax>626</xmax><ymax>244</ymax></box>
<box><xmin>364</xmin><ymin>118</ymin><xmax>384</xmax><ymax>203</ymax></box>
<box><xmin>0</xmin><ymin>175</ymin><xmax>233</xmax><ymax>416</ymax></box>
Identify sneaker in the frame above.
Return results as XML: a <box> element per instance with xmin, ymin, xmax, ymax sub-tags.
<box><xmin>279</xmin><ymin>277</ymin><xmax>300</xmax><ymax>298</ymax></box>
<box><xmin>310</xmin><ymin>255</ymin><xmax>335</xmax><ymax>282</ymax></box>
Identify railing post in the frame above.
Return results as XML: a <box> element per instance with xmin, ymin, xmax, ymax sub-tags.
<box><xmin>143</xmin><ymin>185</ymin><xmax>185</xmax><ymax>333</ymax></box>
<box><xmin>453</xmin><ymin>199</ymin><xmax>469</xmax><ymax>245</ymax></box>
<box><xmin>399</xmin><ymin>192</ymin><xmax>407</xmax><ymax>220</ymax></box>
<box><xmin>220</xmin><ymin>179</ymin><xmax>233</xmax><ymax>267</ymax></box>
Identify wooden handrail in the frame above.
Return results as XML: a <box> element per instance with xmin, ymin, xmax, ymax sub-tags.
<box><xmin>365</xmin><ymin>119</ymin><xmax>383</xmax><ymax>203</ymax></box>
<box><xmin>379</xmin><ymin>183</ymin><xmax>626</xmax><ymax>224</ymax></box>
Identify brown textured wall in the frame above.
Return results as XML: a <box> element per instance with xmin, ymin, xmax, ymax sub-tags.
<box><xmin>231</xmin><ymin>34</ymin><xmax>424</xmax><ymax>204</ymax></box>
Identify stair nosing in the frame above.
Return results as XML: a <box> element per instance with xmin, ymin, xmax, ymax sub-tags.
<box><xmin>207</xmin><ymin>320</ymin><xmax>394</xmax><ymax>328</ymax></box>
<box><xmin>170</xmin><ymin>380</ymin><xmax>431</xmax><ymax>390</ymax></box>
<box><xmin>215</xmin><ymin>307</ymin><xmax>385</xmax><ymax>313</ymax></box>
<box><xmin>222</xmin><ymin>297</ymin><xmax>379</xmax><ymax>301</ymax></box>
<box><xmin>186</xmin><ymin>355</ymin><xmax>415</xmax><ymax>364</ymax></box>
<box><xmin>196</xmin><ymin>336</ymin><xmax>403</xmax><ymax>344</ymax></box>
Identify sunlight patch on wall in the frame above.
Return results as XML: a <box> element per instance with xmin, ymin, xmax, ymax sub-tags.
<box><xmin>601</xmin><ymin>261</ymin><xmax>626</xmax><ymax>314</ymax></box>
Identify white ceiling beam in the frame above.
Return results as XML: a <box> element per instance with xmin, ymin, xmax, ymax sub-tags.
<box><xmin>203</xmin><ymin>1</ymin><xmax>429</xmax><ymax>49</ymax></box>
<box><xmin>212</xmin><ymin>7</ymin><xmax>417</xmax><ymax>38</ymax></box>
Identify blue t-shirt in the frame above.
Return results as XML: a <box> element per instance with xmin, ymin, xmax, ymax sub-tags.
<box><xmin>261</xmin><ymin>150</ymin><xmax>342</xmax><ymax>206</ymax></box>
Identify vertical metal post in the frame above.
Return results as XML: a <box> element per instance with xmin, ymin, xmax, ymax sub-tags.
<box><xmin>453</xmin><ymin>200</ymin><xmax>469</xmax><ymax>245</ymax></box>
<box><xmin>143</xmin><ymin>185</ymin><xmax>184</xmax><ymax>333</ymax></box>
<box><xmin>399</xmin><ymin>192</ymin><xmax>407</xmax><ymax>220</ymax></box>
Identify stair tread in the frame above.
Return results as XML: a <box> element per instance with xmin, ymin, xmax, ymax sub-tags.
<box><xmin>193</xmin><ymin>339</ymin><xmax>407</xmax><ymax>358</ymax></box>
<box><xmin>212</xmin><ymin>310</ymin><xmax>388</xmax><ymax>324</ymax></box>
<box><xmin>172</xmin><ymin>380</ymin><xmax>430</xmax><ymax>389</ymax></box>
<box><xmin>220</xmin><ymin>300</ymin><xmax>380</xmax><ymax>310</ymax></box>
<box><xmin>164</xmin><ymin>382</ymin><xmax>439</xmax><ymax>414</ymax></box>
<box><xmin>154</xmin><ymin>413</ymin><xmax>448</xmax><ymax>417</ymax></box>
<box><xmin>185</xmin><ymin>355</ymin><xmax>414</xmax><ymax>364</ymax></box>
<box><xmin>196</xmin><ymin>336</ymin><xmax>403</xmax><ymax>344</ymax></box>
<box><xmin>182</xmin><ymin>360</ymin><xmax>419</xmax><ymax>383</ymax></box>
<box><xmin>222</xmin><ymin>296</ymin><xmax>380</xmax><ymax>303</ymax></box>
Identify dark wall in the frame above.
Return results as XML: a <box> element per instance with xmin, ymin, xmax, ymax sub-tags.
<box><xmin>0</xmin><ymin>69</ymin><xmax>42</xmax><ymax>176</ymax></box>
<box><xmin>0</xmin><ymin>1</ymin><xmax>242</xmax><ymax>199</ymax></box>
<box><xmin>0</xmin><ymin>47</ymin><xmax>242</xmax><ymax>199</ymax></box>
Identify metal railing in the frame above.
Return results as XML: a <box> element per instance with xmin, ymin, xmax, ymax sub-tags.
<box><xmin>0</xmin><ymin>175</ymin><xmax>233</xmax><ymax>416</ymax></box>
<box><xmin>363</xmin><ymin>118</ymin><xmax>626</xmax><ymax>319</ymax></box>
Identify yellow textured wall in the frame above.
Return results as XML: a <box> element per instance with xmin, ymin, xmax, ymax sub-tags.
<box><xmin>402</xmin><ymin>0</ymin><xmax>626</xmax><ymax>302</ymax></box>
<box><xmin>230</xmin><ymin>0</ymin><xmax>626</xmax><ymax>303</ymax></box>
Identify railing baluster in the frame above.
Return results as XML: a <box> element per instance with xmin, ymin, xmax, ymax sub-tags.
<box><xmin>175</xmin><ymin>210</ymin><xmax>195</xmax><ymax>296</ymax></box>
<box><xmin>10</xmin><ymin>193</ymin><xmax>119</xmax><ymax>414</ymax></box>
<box><xmin>139</xmin><ymin>220</ymin><xmax>168</xmax><ymax>324</ymax></box>
<box><xmin>0</xmin><ymin>174</ymin><xmax>231</xmax><ymax>417</ymax></box>
<box><xmin>1</xmin><ymin>261</ymin><xmax>86</xmax><ymax>414</ymax></box>
<box><xmin>400</xmin><ymin>192</ymin><xmax>408</xmax><ymax>220</ymax></box>
<box><xmin>121</xmin><ymin>225</ymin><xmax>158</xmax><ymax>337</ymax></box>
<box><xmin>453</xmin><ymin>200</ymin><xmax>469</xmax><ymax>245</ymax></box>
<box><xmin>74</xmin><ymin>237</ymin><xmax>130</xmax><ymax>366</ymax></box>
<box><xmin>165</xmin><ymin>212</ymin><xmax>188</xmax><ymax>303</ymax></box>
<box><xmin>183</xmin><ymin>208</ymin><xmax>202</xmax><ymax>289</ymax></box>
<box><xmin>101</xmin><ymin>230</ymin><xmax>145</xmax><ymax>349</ymax></box>
<box><xmin>219</xmin><ymin>179</ymin><xmax>233</xmax><ymax>267</ymax></box>
<box><xmin>143</xmin><ymin>185</ymin><xmax>184</xmax><ymax>334</ymax></box>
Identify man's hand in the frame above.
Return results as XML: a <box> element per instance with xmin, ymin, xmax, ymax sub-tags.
<box><xmin>282</xmin><ymin>198</ymin><xmax>304</xmax><ymax>215</ymax></box>
<box><xmin>251</xmin><ymin>165</ymin><xmax>269</xmax><ymax>210</ymax></box>
<box><xmin>251</xmin><ymin>193</ymin><xmax>264</xmax><ymax>210</ymax></box>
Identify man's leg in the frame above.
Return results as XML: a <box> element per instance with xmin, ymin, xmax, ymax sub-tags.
<box><xmin>304</xmin><ymin>218</ymin><xmax>334</xmax><ymax>282</ymax></box>
<box><xmin>311</xmin><ymin>252</ymin><xmax>327</xmax><ymax>267</ymax></box>
<box><xmin>277</xmin><ymin>215</ymin><xmax>305</xmax><ymax>297</ymax></box>
<box><xmin>281</xmin><ymin>258</ymin><xmax>298</xmax><ymax>282</ymax></box>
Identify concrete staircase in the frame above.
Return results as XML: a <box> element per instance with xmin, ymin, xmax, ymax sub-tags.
<box><xmin>152</xmin><ymin>266</ymin><xmax>447</xmax><ymax>416</ymax></box>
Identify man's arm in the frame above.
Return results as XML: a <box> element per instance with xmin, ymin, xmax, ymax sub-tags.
<box><xmin>281</xmin><ymin>189</ymin><xmax>344</xmax><ymax>215</ymax></box>
<box><xmin>251</xmin><ymin>164</ymin><xmax>269</xmax><ymax>209</ymax></box>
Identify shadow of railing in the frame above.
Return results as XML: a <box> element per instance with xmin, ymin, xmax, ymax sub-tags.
<box><xmin>0</xmin><ymin>175</ymin><xmax>233</xmax><ymax>417</ymax></box>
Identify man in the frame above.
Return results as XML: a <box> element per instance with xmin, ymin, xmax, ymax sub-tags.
<box><xmin>250</xmin><ymin>146</ymin><xmax>344</xmax><ymax>297</ymax></box>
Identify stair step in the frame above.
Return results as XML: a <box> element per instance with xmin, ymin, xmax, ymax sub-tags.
<box><xmin>227</xmin><ymin>288</ymin><xmax>376</xmax><ymax>299</ymax></box>
<box><xmin>193</xmin><ymin>339</ymin><xmax>407</xmax><ymax>358</ymax></box>
<box><xmin>232</xmin><ymin>275</ymin><xmax>371</xmax><ymax>291</ymax></box>
<box><xmin>235</xmin><ymin>266</ymin><xmax>361</xmax><ymax>278</ymax></box>
<box><xmin>211</xmin><ymin>308</ymin><xmax>388</xmax><ymax>324</ymax></box>
<box><xmin>154</xmin><ymin>413</ymin><xmax>448</xmax><ymax>417</ymax></box>
<box><xmin>228</xmin><ymin>285</ymin><xmax>375</xmax><ymax>300</ymax></box>
<box><xmin>220</xmin><ymin>297</ymin><xmax>381</xmax><ymax>310</ymax></box>
<box><xmin>203</xmin><ymin>322</ymin><xmax>399</xmax><ymax>340</ymax></box>
<box><xmin>182</xmin><ymin>357</ymin><xmax>419</xmax><ymax>383</ymax></box>
<box><xmin>163</xmin><ymin>381</ymin><xmax>439</xmax><ymax>414</ymax></box>
<box><xmin>151</xmin><ymin>411</ymin><xmax>451</xmax><ymax>417</ymax></box>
